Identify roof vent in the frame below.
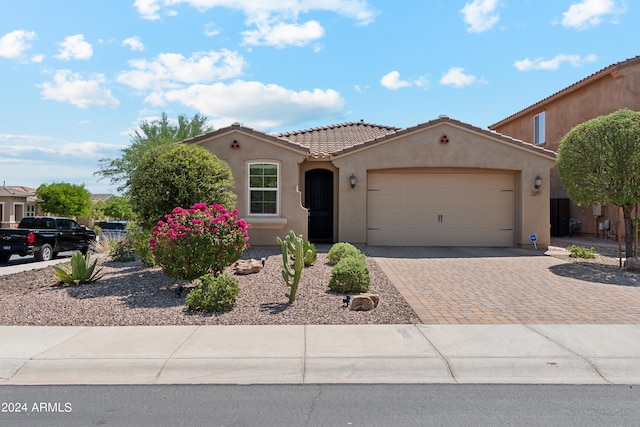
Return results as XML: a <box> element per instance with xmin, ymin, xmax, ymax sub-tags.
<box><xmin>438</xmin><ymin>115</ymin><xmax>449</xmax><ymax>119</ymax></box>
<box><xmin>231</xmin><ymin>122</ymin><xmax>242</xmax><ymax>127</ymax></box>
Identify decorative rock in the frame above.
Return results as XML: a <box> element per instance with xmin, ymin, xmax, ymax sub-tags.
<box><xmin>625</xmin><ymin>257</ymin><xmax>640</xmax><ymax>272</ymax></box>
<box><xmin>234</xmin><ymin>259</ymin><xmax>262</xmax><ymax>275</ymax></box>
<box><xmin>349</xmin><ymin>294</ymin><xmax>380</xmax><ymax>311</ymax></box>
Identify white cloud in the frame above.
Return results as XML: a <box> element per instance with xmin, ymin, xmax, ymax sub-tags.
<box><xmin>439</xmin><ymin>67</ymin><xmax>478</xmax><ymax>87</ymax></box>
<box><xmin>380</xmin><ymin>71</ymin><xmax>411</xmax><ymax>90</ymax></box>
<box><xmin>133</xmin><ymin>0</ymin><xmax>376</xmax><ymax>24</ymax></box>
<box><xmin>380</xmin><ymin>71</ymin><xmax>430</xmax><ymax>90</ymax></box>
<box><xmin>133</xmin><ymin>0</ymin><xmax>161</xmax><ymax>20</ymax></box>
<box><xmin>242</xmin><ymin>20</ymin><xmax>325</xmax><ymax>47</ymax></box>
<box><xmin>152</xmin><ymin>80</ymin><xmax>345</xmax><ymax>130</ymax></box>
<box><xmin>133</xmin><ymin>0</ymin><xmax>374</xmax><ymax>48</ymax></box>
<box><xmin>204</xmin><ymin>22</ymin><xmax>221</xmax><ymax>37</ymax></box>
<box><xmin>460</xmin><ymin>0</ymin><xmax>500</xmax><ymax>33</ymax></box>
<box><xmin>514</xmin><ymin>53</ymin><xmax>598</xmax><ymax>71</ymax></box>
<box><xmin>55</xmin><ymin>34</ymin><xmax>93</xmax><ymax>60</ymax></box>
<box><xmin>39</xmin><ymin>70</ymin><xmax>120</xmax><ymax>108</ymax></box>
<box><xmin>122</xmin><ymin>36</ymin><xmax>144</xmax><ymax>51</ymax></box>
<box><xmin>0</xmin><ymin>30</ymin><xmax>36</xmax><ymax>59</ymax></box>
<box><xmin>117</xmin><ymin>49</ymin><xmax>246</xmax><ymax>90</ymax></box>
<box><xmin>561</xmin><ymin>0</ymin><xmax>626</xmax><ymax>30</ymax></box>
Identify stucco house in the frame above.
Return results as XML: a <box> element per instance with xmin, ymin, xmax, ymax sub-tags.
<box><xmin>0</xmin><ymin>185</ymin><xmax>39</xmax><ymax>228</ymax></box>
<box><xmin>184</xmin><ymin>116</ymin><xmax>555</xmax><ymax>248</ymax></box>
<box><xmin>489</xmin><ymin>55</ymin><xmax>640</xmax><ymax>237</ymax></box>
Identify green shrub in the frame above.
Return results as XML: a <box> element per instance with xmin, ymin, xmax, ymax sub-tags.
<box><xmin>109</xmin><ymin>239</ymin><xmax>136</xmax><ymax>262</ymax></box>
<box><xmin>52</xmin><ymin>251</ymin><xmax>104</xmax><ymax>285</ymax></box>
<box><xmin>128</xmin><ymin>224</ymin><xmax>156</xmax><ymax>266</ymax></box>
<box><xmin>567</xmin><ymin>245</ymin><xmax>596</xmax><ymax>259</ymax></box>
<box><xmin>327</xmin><ymin>242</ymin><xmax>364</xmax><ymax>265</ymax></box>
<box><xmin>328</xmin><ymin>256</ymin><xmax>370</xmax><ymax>293</ymax></box>
<box><xmin>186</xmin><ymin>273</ymin><xmax>240</xmax><ymax>312</ymax></box>
<box><xmin>151</xmin><ymin>203</ymin><xmax>250</xmax><ymax>281</ymax></box>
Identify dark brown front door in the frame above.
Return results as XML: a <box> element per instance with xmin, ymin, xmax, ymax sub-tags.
<box><xmin>305</xmin><ymin>169</ymin><xmax>333</xmax><ymax>243</ymax></box>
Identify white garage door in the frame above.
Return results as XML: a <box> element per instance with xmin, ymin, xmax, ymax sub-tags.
<box><xmin>367</xmin><ymin>172</ymin><xmax>515</xmax><ymax>246</ymax></box>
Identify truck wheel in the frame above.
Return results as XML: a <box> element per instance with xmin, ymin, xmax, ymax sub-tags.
<box><xmin>0</xmin><ymin>253</ymin><xmax>10</xmax><ymax>264</ymax></box>
<box><xmin>35</xmin><ymin>244</ymin><xmax>53</xmax><ymax>261</ymax></box>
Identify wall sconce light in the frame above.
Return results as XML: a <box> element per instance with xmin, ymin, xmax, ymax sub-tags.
<box><xmin>534</xmin><ymin>175</ymin><xmax>542</xmax><ymax>190</ymax></box>
<box><xmin>349</xmin><ymin>174</ymin><xmax>357</xmax><ymax>188</ymax></box>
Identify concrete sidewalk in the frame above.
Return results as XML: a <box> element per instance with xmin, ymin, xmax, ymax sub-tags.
<box><xmin>1</xmin><ymin>324</ymin><xmax>639</xmax><ymax>385</ymax></box>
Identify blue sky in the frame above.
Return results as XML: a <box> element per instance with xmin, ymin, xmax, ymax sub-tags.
<box><xmin>0</xmin><ymin>0</ymin><xmax>637</xmax><ymax>194</ymax></box>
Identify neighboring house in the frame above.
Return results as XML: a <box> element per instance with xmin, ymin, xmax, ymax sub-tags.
<box><xmin>0</xmin><ymin>185</ymin><xmax>39</xmax><ymax>228</ymax></box>
<box><xmin>184</xmin><ymin>116</ymin><xmax>555</xmax><ymax>247</ymax></box>
<box><xmin>490</xmin><ymin>55</ymin><xmax>640</xmax><ymax>237</ymax></box>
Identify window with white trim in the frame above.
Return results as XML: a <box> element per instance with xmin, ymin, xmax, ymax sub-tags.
<box><xmin>249</xmin><ymin>162</ymin><xmax>279</xmax><ymax>215</ymax></box>
<box><xmin>534</xmin><ymin>111</ymin><xmax>545</xmax><ymax>145</ymax></box>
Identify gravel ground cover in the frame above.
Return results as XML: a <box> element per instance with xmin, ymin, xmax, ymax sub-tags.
<box><xmin>1</xmin><ymin>238</ymin><xmax>636</xmax><ymax>326</ymax></box>
<box><xmin>0</xmin><ymin>247</ymin><xmax>420</xmax><ymax>326</ymax></box>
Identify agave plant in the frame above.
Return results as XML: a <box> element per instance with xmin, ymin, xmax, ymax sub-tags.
<box><xmin>53</xmin><ymin>251</ymin><xmax>104</xmax><ymax>285</ymax></box>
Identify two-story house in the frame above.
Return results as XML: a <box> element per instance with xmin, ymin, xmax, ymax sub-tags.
<box><xmin>489</xmin><ymin>55</ymin><xmax>640</xmax><ymax>237</ymax></box>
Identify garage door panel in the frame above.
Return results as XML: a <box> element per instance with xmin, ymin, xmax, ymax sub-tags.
<box><xmin>367</xmin><ymin>172</ymin><xmax>515</xmax><ymax>247</ymax></box>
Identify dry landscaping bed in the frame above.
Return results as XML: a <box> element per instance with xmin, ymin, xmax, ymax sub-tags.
<box><xmin>0</xmin><ymin>247</ymin><xmax>420</xmax><ymax>326</ymax></box>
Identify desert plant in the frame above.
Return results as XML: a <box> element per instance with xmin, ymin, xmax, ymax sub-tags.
<box><xmin>185</xmin><ymin>273</ymin><xmax>239</xmax><ymax>312</ymax></box>
<box><xmin>128</xmin><ymin>224</ymin><xmax>156</xmax><ymax>266</ymax></box>
<box><xmin>52</xmin><ymin>251</ymin><xmax>104</xmax><ymax>285</ymax></box>
<box><xmin>328</xmin><ymin>256</ymin><xmax>370</xmax><ymax>293</ymax></box>
<box><xmin>327</xmin><ymin>242</ymin><xmax>364</xmax><ymax>265</ymax></box>
<box><xmin>109</xmin><ymin>239</ymin><xmax>136</xmax><ymax>262</ymax></box>
<box><xmin>151</xmin><ymin>203</ymin><xmax>250</xmax><ymax>280</ymax></box>
<box><xmin>276</xmin><ymin>230</ymin><xmax>305</xmax><ymax>303</ymax></box>
<box><xmin>567</xmin><ymin>245</ymin><xmax>597</xmax><ymax>259</ymax></box>
<box><xmin>291</xmin><ymin>240</ymin><xmax>318</xmax><ymax>266</ymax></box>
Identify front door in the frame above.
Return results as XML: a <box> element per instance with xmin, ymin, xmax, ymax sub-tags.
<box><xmin>305</xmin><ymin>169</ymin><xmax>333</xmax><ymax>243</ymax></box>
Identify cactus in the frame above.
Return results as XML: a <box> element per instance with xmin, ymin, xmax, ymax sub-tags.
<box><xmin>290</xmin><ymin>240</ymin><xmax>318</xmax><ymax>266</ymax></box>
<box><xmin>276</xmin><ymin>230</ymin><xmax>305</xmax><ymax>303</ymax></box>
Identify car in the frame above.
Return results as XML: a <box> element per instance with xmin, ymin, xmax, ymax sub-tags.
<box><xmin>0</xmin><ymin>216</ymin><xmax>96</xmax><ymax>263</ymax></box>
<box><xmin>99</xmin><ymin>221</ymin><xmax>128</xmax><ymax>240</ymax></box>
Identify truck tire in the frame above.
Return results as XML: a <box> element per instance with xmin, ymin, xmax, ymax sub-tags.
<box><xmin>35</xmin><ymin>244</ymin><xmax>53</xmax><ymax>261</ymax></box>
<box><xmin>0</xmin><ymin>253</ymin><xmax>10</xmax><ymax>264</ymax></box>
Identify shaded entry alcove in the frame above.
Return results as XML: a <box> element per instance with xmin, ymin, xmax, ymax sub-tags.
<box><xmin>305</xmin><ymin>169</ymin><xmax>333</xmax><ymax>242</ymax></box>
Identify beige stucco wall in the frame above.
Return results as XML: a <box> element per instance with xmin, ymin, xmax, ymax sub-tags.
<box><xmin>491</xmin><ymin>62</ymin><xmax>640</xmax><ymax>234</ymax></box>
<box><xmin>190</xmin><ymin>131</ymin><xmax>308</xmax><ymax>246</ymax></box>
<box><xmin>331</xmin><ymin>122</ymin><xmax>555</xmax><ymax>247</ymax></box>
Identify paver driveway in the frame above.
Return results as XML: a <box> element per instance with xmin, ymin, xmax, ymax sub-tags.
<box><xmin>366</xmin><ymin>247</ymin><xmax>640</xmax><ymax>324</ymax></box>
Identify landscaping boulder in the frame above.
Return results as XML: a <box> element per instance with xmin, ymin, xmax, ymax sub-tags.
<box><xmin>349</xmin><ymin>294</ymin><xmax>379</xmax><ymax>311</ymax></box>
<box><xmin>234</xmin><ymin>259</ymin><xmax>262</xmax><ymax>275</ymax></box>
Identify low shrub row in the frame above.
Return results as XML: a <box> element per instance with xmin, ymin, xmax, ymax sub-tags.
<box><xmin>327</xmin><ymin>242</ymin><xmax>370</xmax><ymax>293</ymax></box>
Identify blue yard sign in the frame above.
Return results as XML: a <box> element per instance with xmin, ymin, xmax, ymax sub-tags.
<box><xmin>529</xmin><ymin>233</ymin><xmax>538</xmax><ymax>249</ymax></box>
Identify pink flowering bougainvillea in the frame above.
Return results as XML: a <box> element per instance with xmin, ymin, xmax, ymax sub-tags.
<box><xmin>150</xmin><ymin>203</ymin><xmax>251</xmax><ymax>280</ymax></box>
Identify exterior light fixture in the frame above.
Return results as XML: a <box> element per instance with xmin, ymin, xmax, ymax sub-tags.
<box><xmin>534</xmin><ymin>175</ymin><xmax>542</xmax><ymax>190</ymax></box>
<box><xmin>350</xmin><ymin>174</ymin><xmax>357</xmax><ymax>188</ymax></box>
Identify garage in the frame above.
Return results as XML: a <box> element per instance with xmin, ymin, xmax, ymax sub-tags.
<box><xmin>367</xmin><ymin>170</ymin><xmax>516</xmax><ymax>246</ymax></box>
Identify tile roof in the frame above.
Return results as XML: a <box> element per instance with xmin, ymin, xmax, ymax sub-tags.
<box><xmin>490</xmin><ymin>55</ymin><xmax>640</xmax><ymax>129</ymax></box>
<box><xmin>275</xmin><ymin>121</ymin><xmax>400</xmax><ymax>157</ymax></box>
<box><xmin>0</xmin><ymin>186</ymin><xmax>35</xmax><ymax>197</ymax></box>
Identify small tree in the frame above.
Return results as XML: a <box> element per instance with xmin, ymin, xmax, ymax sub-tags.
<box><xmin>103</xmin><ymin>196</ymin><xmax>135</xmax><ymax>220</ymax></box>
<box><xmin>96</xmin><ymin>112</ymin><xmax>212</xmax><ymax>194</ymax></box>
<box><xmin>130</xmin><ymin>143</ymin><xmax>236</xmax><ymax>229</ymax></box>
<box><xmin>558</xmin><ymin>109</ymin><xmax>640</xmax><ymax>257</ymax></box>
<box><xmin>36</xmin><ymin>182</ymin><xmax>92</xmax><ymax>217</ymax></box>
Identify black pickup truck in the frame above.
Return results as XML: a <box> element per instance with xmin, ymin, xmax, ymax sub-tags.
<box><xmin>0</xmin><ymin>217</ymin><xmax>96</xmax><ymax>264</ymax></box>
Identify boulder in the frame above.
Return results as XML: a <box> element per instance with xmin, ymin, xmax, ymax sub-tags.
<box><xmin>349</xmin><ymin>294</ymin><xmax>380</xmax><ymax>311</ymax></box>
<box><xmin>234</xmin><ymin>259</ymin><xmax>262</xmax><ymax>275</ymax></box>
